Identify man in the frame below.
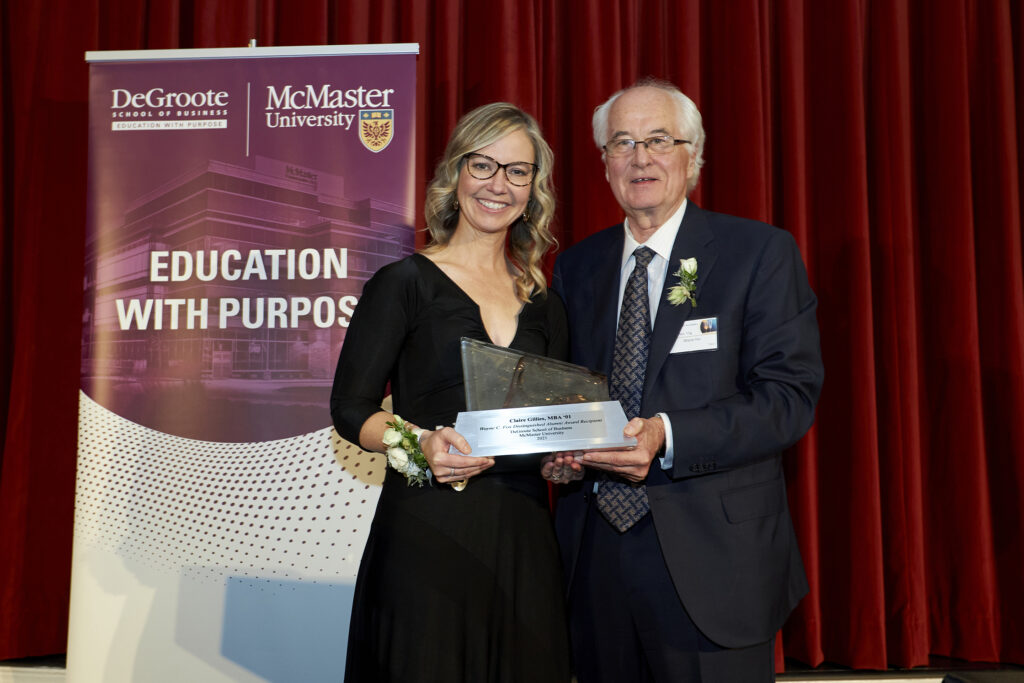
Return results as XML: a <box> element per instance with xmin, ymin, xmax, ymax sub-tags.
<box><xmin>544</xmin><ymin>80</ymin><xmax>823</xmax><ymax>682</ymax></box>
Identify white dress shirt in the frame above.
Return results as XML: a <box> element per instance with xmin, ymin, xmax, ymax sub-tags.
<box><xmin>616</xmin><ymin>199</ymin><xmax>689</xmax><ymax>471</ymax></box>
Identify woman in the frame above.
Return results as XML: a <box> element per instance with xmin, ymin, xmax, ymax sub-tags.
<box><xmin>330</xmin><ymin>103</ymin><xmax>571</xmax><ymax>683</ymax></box>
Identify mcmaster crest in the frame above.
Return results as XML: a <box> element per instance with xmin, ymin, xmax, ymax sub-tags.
<box><xmin>359</xmin><ymin>109</ymin><xmax>394</xmax><ymax>152</ymax></box>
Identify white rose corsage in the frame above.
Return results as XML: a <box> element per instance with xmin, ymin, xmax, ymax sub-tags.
<box><xmin>667</xmin><ymin>257</ymin><xmax>698</xmax><ymax>307</ymax></box>
<box><xmin>382</xmin><ymin>415</ymin><xmax>430</xmax><ymax>486</ymax></box>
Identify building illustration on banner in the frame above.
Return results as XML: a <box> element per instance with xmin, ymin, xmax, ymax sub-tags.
<box><xmin>81</xmin><ymin>153</ymin><xmax>412</xmax><ymax>441</ymax></box>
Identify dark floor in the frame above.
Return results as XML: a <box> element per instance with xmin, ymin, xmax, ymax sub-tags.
<box><xmin>0</xmin><ymin>654</ymin><xmax>66</xmax><ymax>668</ymax></box>
<box><xmin>780</xmin><ymin>656</ymin><xmax>1024</xmax><ymax>681</ymax></box>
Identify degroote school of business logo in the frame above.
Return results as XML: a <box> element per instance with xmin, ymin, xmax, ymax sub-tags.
<box><xmin>359</xmin><ymin>109</ymin><xmax>394</xmax><ymax>152</ymax></box>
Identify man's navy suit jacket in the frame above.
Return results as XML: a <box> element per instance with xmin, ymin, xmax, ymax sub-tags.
<box><xmin>551</xmin><ymin>202</ymin><xmax>824</xmax><ymax>649</ymax></box>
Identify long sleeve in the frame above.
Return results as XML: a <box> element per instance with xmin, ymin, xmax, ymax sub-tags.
<box><xmin>329</xmin><ymin>259</ymin><xmax>418</xmax><ymax>446</ymax></box>
<box><xmin>664</xmin><ymin>227</ymin><xmax>823</xmax><ymax>477</ymax></box>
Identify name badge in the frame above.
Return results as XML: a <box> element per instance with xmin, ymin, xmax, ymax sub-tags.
<box><xmin>670</xmin><ymin>316</ymin><xmax>718</xmax><ymax>353</ymax></box>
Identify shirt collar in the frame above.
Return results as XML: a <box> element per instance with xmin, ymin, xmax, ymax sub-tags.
<box><xmin>622</xmin><ymin>199</ymin><xmax>688</xmax><ymax>265</ymax></box>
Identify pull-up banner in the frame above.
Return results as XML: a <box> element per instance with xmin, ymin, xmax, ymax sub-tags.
<box><xmin>70</xmin><ymin>44</ymin><xmax>417</xmax><ymax>683</ymax></box>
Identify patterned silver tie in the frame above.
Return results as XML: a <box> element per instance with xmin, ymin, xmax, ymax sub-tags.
<box><xmin>597</xmin><ymin>246</ymin><xmax>654</xmax><ymax>532</ymax></box>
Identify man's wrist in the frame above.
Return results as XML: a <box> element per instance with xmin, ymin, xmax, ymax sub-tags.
<box><xmin>655</xmin><ymin>412</ymin><xmax>674</xmax><ymax>470</ymax></box>
<box><xmin>649</xmin><ymin>416</ymin><xmax>667</xmax><ymax>460</ymax></box>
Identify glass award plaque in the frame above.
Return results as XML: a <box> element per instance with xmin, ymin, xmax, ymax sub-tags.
<box><xmin>452</xmin><ymin>338</ymin><xmax>637</xmax><ymax>457</ymax></box>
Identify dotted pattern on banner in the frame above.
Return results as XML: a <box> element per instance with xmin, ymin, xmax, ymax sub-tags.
<box><xmin>74</xmin><ymin>391</ymin><xmax>384</xmax><ymax>587</ymax></box>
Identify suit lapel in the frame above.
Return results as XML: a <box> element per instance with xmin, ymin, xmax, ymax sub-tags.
<box><xmin>589</xmin><ymin>227</ymin><xmax>625</xmax><ymax>375</ymax></box>
<box><xmin>644</xmin><ymin>204</ymin><xmax>718</xmax><ymax>398</ymax></box>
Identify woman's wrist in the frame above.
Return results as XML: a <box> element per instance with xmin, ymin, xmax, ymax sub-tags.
<box><xmin>382</xmin><ymin>416</ymin><xmax>431</xmax><ymax>487</ymax></box>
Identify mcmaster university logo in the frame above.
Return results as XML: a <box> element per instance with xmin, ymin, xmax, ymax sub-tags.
<box><xmin>359</xmin><ymin>109</ymin><xmax>393</xmax><ymax>152</ymax></box>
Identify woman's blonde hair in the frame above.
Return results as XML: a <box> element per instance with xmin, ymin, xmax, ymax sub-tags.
<box><xmin>424</xmin><ymin>102</ymin><xmax>556</xmax><ymax>301</ymax></box>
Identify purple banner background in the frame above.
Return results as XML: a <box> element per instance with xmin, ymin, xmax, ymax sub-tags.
<box><xmin>83</xmin><ymin>52</ymin><xmax>416</xmax><ymax>442</ymax></box>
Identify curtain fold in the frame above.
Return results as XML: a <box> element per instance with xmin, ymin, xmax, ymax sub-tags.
<box><xmin>864</xmin><ymin>0</ymin><xmax>930</xmax><ymax>668</ymax></box>
<box><xmin>2</xmin><ymin>0</ymin><xmax>1022</xmax><ymax>670</ymax></box>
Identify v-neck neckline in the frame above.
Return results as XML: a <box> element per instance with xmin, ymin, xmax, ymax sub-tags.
<box><xmin>415</xmin><ymin>253</ymin><xmax>525</xmax><ymax>348</ymax></box>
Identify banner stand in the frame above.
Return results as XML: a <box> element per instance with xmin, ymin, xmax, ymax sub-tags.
<box><xmin>71</xmin><ymin>44</ymin><xmax>417</xmax><ymax>683</ymax></box>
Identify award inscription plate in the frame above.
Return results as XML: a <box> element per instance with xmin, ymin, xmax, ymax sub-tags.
<box><xmin>453</xmin><ymin>338</ymin><xmax>637</xmax><ymax>457</ymax></box>
<box><xmin>454</xmin><ymin>401</ymin><xmax>635</xmax><ymax>457</ymax></box>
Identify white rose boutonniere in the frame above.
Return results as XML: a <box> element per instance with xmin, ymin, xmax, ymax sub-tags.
<box><xmin>382</xmin><ymin>415</ymin><xmax>430</xmax><ymax>486</ymax></box>
<box><xmin>667</xmin><ymin>257</ymin><xmax>698</xmax><ymax>307</ymax></box>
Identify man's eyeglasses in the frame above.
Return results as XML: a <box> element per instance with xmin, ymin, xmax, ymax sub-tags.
<box><xmin>602</xmin><ymin>135</ymin><xmax>691</xmax><ymax>157</ymax></box>
<box><xmin>463</xmin><ymin>153</ymin><xmax>538</xmax><ymax>186</ymax></box>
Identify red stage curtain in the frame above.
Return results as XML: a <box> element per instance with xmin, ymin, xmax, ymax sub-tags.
<box><xmin>2</xmin><ymin>0</ymin><xmax>1022</xmax><ymax>670</ymax></box>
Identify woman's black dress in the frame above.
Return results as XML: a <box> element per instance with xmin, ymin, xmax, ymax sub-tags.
<box><xmin>330</xmin><ymin>254</ymin><xmax>571</xmax><ymax>683</ymax></box>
